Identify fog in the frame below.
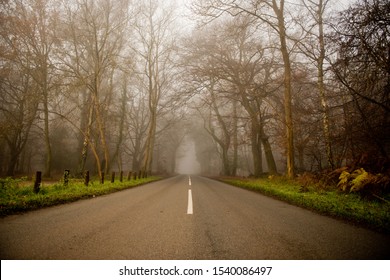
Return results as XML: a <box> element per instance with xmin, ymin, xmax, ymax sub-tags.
<box><xmin>1</xmin><ymin>0</ymin><xmax>387</xmax><ymax>179</ymax></box>
<box><xmin>175</xmin><ymin>138</ymin><xmax>201</xmax><ymax>175</ymax></box>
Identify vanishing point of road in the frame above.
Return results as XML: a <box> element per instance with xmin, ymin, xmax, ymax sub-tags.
<box><xmin>0</xmin><ymin>175</ymin><xmax>389</xmax><ymax>259</ymax></box>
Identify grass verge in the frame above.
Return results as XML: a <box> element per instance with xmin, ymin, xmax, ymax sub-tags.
<box><xmin>0</xmin><ymin>176</ymin><xmax>162</xmax><ymax>216</ymax></box>
<box><xmin>219</xmin><ymin>176</ymin><xmax>390</xmax><ymax>233</ymax></box>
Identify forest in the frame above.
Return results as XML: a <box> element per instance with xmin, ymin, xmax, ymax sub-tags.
<box><xmin>0</xmin><ymin>0</ymin><xmax>389</xmax><ymax>193</ymax></box>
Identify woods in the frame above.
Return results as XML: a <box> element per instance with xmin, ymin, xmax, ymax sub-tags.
<box><xmin>0</xmin><ymin>0</ymin><xmax>389</xmax><ymax>185</ymax></box>
<box><xmin>1</xmin><ymin>0</ymin><xmax>184</xmax><ymax>178</ymax></box>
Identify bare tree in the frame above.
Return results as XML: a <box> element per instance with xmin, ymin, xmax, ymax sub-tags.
<box><xmin>183</xmin><ymin>17</ymin><xmax>279</xmax><ymax>176</ymax></box>
<box><xmin>0</xmin><ymin>0</ymin><xmax>60</xmax><ymax>177</ymax></box>
<box><xmin>0</xmin><ymin>55</ymin><xmax>39</xmax><ymax>176</ymax></box>
<box><xmin>133</xmin><ymin>0</ymin><xmax>179</xmax><ymax>175</ymax></box>
<box><xmin>127</xmin><ymin>89</ymin><xmax>149</xmax><ymax>172</ymax></box>
<box><xmin>328</xmin><ymin>0</ymin><xmax>390</xmax><ymax>169</ymax></box>
<box><xmin>193</xmin><ymin>0</ymin><xmax>295</xmax><ymax>177</ymax></box>
<box><xmin>202</xmin><ymin>80</ymin><xmax>235</xmax><ymax>175</ymax></box>
<box><xmin>181</xmin><ymin>26</ymin><xmax>239</xmax><ymax>176</ymax></box>
<box><xmin>0</xmin><ymin>0</ymin><xmax>48</xmax><ymax>176</ymax></box>
<box><xmin>58</xmin><ymin>0</ymin><xmax>129</xmax><ymax>177</ymax></box>
<box><xmin>293</xmin><ymin>0</ymin><xmax>335</xmax><ymax>169</ymax></box>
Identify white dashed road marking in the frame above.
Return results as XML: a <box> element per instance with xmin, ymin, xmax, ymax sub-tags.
<box><xmin>187</xmin><ymin>189</ymin><xmax>193</xmax><ymax>215</ymax></box>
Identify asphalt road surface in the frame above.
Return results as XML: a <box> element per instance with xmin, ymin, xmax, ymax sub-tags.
<box><xmin>0</xmin><ymin>175</ymin><xmax>389</xmax><ymax>259</ymax></box>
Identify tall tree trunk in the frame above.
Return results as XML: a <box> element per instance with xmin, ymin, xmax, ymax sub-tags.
<box><xmin>273</xmin><ymin>0</ymin><xmax>295</xmax><ymax>178</ymax></box>
<box><xmin>111</xmin><ymin>86</ymin><xmax>127</xmax><ymax>171</ymax></box>
<box><xmin>222</xmin><ymin>147</ymin><xmax>231</xmax><ymax>176</ymax></box>
<box><xmin>260</xmin><ymin>132</ymin><xmax>278</xmax><ymax>175</ymax></box>
<box><xmin>251</xmin><ymin>122</ymin><xmax>263</xmax><ymax>177</ymax></box>
<box><xmin>132</xmin><ymin>135</ymin><xmax>142</xmax><ymax>171</ymax></box>
<box><xmin>143</xmin><ymin>102</ymin><xmax>157</xmax><ymax>174</ymax></box>
<box><xmin>317</xmin><ymin>0</ymin><xmax>334</xmax><ymax>170</ymax></box>
<box><xmin>79</xmin><ymin>98</ymin><xmax>94</xmax><ymax>174</ymax></box>
<box><xmin>210</xmin><ymin>87</ymin><xmax>232</xmax><ymax>176</ymax></box>
<box><xmin>43</xmin><ymin>87</ymin><xmax>52</xmax><ymax>178</ymax></box>
<box><xmin>318</xmin><ymin>66</ymin><xmax>334</xmax><ymax>170</ymax></box>
<box><xmin>92</xmin><ymin>79</ymin><xmax>110</xmax><ymax>175</ymax></box>
<box><xmin>240</xmin><ymin>91</ymin><xmax>263</xmax><ymax>177</ymax></box>
<box><xmin>6</xmin><ymin>144</ymin><xmax>20</xmax><ymax>177</ymax></box>
<box><xmin>231</xmin><ymin>99</ymin><xmax>238</xmax><ymax>176</ymax></box>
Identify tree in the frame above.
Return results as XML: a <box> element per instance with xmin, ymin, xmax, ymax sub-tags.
<box><xmin>0</xmin><ymin>0</ymin><xmax>60</xmax><ymax>177</ymax></box>
<box><xmin>181</xmin><ymin>26</ymin><xmax>239</xmax><ymax>176</ymax></box>
<box><xmin>202</xmin><ymin>80</ymin><xmax>235</xmax><ymax>176</ymax></box>
<box><xmin>294</xmin><ymin>0</ymin><xmax>335</xmax><ymax>169</ymax></box>
<box><xmin>126</xmin><ymin>87</ymin><xmax>149</xmax><ymax>172</ymax></box>
<box><xmin>183</xmin><ymin>17</ymin><xmax>278</xmax><ymax>176</ymax></box>
<box><xmin>133</xmin><ymin>0</ymin><xmax>178</xmax><ymax>175</ymax></box>
<box><xmin>58</xmin><ymin>0</ymin><xmax>129</xmax><ymax>177</ymax></box>
<box><xmin>22</xmin><ymin>0</ymin><xmax>56</xmax><ymax>177</ymax></box>
<box><xmin>0</xmin><ymin>56</ymin><xmax>39</xmax><ymax>176</ymax></box>
<box><xmin>193</xmin><ymin>0</ymin><xmax>295</xmax><ymax>177</ymax></box>
<box><xmin>330</xmin><ymin>0</ymin><xmax>390</xmax><ymax>113</ymax></box>
<box><xmin>189</xmin><ymin>117</ymin><xmax>221</xmax><ymax>175</ymax></box>
<box><xmin>0</xmin><ymin>0</ymin><xmax>194</xmax><ymax>177</ymax></box>
<box><xmin>328</xmin><ymin>0</ymin><xmax>390</xmax><ymax>168</ymax></box>
<box><xmin>0</xmin><ymin>0</ymin><xmax>43</xmax><ymax>176</ymax></box>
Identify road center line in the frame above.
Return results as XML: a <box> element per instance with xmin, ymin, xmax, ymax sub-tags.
<box><xmin>188</xmin><ymin>176</ymin><xmax>192</xmax><ymax>186</ymax></box>
<box><xmin>187</xmin><ymin>189</ymin><xmax>193</xmax><ymax>215</ymax></box>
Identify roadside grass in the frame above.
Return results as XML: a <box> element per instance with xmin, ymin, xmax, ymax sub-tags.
<box><xmin>0</xmin><ymin>176</ymin><xmax>162</xmax><ymax>216</ymax></box>
<box><xmin>219</xmin><ymin>176</ymin><xmax>390</xmax><ymax>233</ymax></box>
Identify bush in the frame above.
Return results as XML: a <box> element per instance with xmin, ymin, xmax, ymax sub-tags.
<box><xmin>296</xmin><ymin>172</ymin><xmax>336</xmax><ymax>193</ymax></box>
<box><xmin>337</xmin><ymin>168</ymin><xmax>390</xmax><ymax>200</ymax></box>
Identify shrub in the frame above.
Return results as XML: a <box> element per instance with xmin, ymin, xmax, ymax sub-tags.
<box><xmin>337</xmin><ymin>168</ymin><xmax>390</xmax><ymax>201</ymax></box>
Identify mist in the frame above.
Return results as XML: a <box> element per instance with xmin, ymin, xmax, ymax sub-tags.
<box><xmin>1</xmin><ymin>0</ymin><xmax>388</xmax><ymax>180</ymax></box>
<box><xmin>175</xmin><ymin>138</ymin><xmax>201</xmax><ymax>175</ymax></box>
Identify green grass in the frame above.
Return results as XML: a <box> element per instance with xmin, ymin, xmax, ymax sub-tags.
<box><xmin>0</xmin><ymin>176</ymin><xmax>162</xmax><ymax>216</ymax></box>
<box><xmin>219</xmin><ymin>176</ymin><xmax>390</xmax><ymax>233</ymax></box>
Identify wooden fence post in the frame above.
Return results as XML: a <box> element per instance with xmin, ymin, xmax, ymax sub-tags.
<box><xmin>84</xmin><ymin>170</ymin><xmax>90</xmax><ymax>186</ymax></box>
<box><xmin>64</xmin><ymin>169</ymin><xmax>70</xmax><ymax>186</ymax></box>
<box><xmin>133</xmin><ymin>171</ymin><xmax>138</xmax><ymax>180</ymax></box>
<box><xmin>101</xmin><ymin>172</ymin><xmax>105</xmax><ymax>184</ymax></box>
<box><xmin>34</xmin><ymin>171</ymin><xmax>41</xmax><ymax>193</ymax></box>
<box><xmin>120</xmin><ymin>171</ymin><xmax>123</xmax><ymax>182</ymax></box>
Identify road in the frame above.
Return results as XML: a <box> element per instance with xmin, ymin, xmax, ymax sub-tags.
<box><xmin>0</xmin><ymin>175</ymin><xmax>389</xmax><ymax>259</ymax></box>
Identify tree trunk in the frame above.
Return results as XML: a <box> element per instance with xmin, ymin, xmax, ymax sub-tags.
<box><xmin>222</xmin><ymin>148</ymin><xmax>231</xmax><ymax>176</ymax></box>
<box><xmin>111</xmin><ymin>86</ymin><xmax>127</xmax><ymax>171</ymax></box>
<box><xmin>132</xmin><ymin>136</ymin><xmax>142</xmax><ymax>171</ymax></box>
<box><xmin>79</xmin><ymin>99</ymin><xmax>94</xmax><ymax>174</ymax></box>
<box><xmin>317</xmin><ymin>0</ymin><xmax>334</xmax><ymax>170</ymax></box>
<box><xmin>273</xmin><ymin>0</ymin><xmax>295</xmax><ymax>178</ymax></box>
<box><xmin>6</xmin><ymin>152</ymin><xmax>19</xmax><ymax>177</ymax></box>
<box><xmin>240</xmin><ymin>91</ymin><xmax>263</xmax><ymax>177</ymax></box>
<box><xmin>142</xmin><ymin>109</ymin><xmax>157</xmax><ymax>174</ymax></box>
<box><xmin>251</xmin><ymin>123</ymin><xmax>263</xmax><ymax>177</ymax></box>
<box><xmin>261</xmin><ymin>134</ymin><xmax>278</xmax><ymax>175</ymax></box>
<box><xmin>43</xmin><ymin>90</ymin><xmax>52</xmax><ymax>178</ymax></box>
<box><xmin>92</xmin><ymin>85</ymin><xmax>110</xmax><ymax>175</ymax></box>
<box><xmin>231</xmin><ymin>99</ymin><xmax>238</xmax><ymax>176</ymax></box>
